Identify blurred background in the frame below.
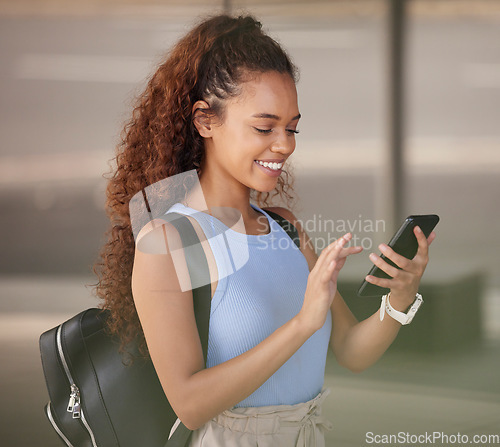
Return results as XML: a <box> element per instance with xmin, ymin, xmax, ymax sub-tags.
<box><xmin>0</xmin><ymin>0</ymin><xmax>499</xmax><ymax>445</ymax></box>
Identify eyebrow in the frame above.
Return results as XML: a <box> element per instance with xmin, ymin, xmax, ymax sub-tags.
<box><xmin>251</xmin><ymin>113</ymin><xmax>301</xmax><ymax>121</ymax></box>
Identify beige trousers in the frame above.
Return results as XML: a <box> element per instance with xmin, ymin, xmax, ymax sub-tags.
<box><xmin>187</xmin><ymin>387</ymin><xmax>333</xmax><ymax>447</ymax></box>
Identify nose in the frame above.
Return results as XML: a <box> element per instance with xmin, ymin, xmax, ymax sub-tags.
<box><xmin>270</xmin><ymin>129</ymin><xmax>296</xmax><ymax>157</ymax></box>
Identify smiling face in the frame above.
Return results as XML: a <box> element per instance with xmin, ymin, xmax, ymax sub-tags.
<box><xmin>194</xmin><ymin>70</ymin><xmax>300</xmax><ymax>194</ymax></box>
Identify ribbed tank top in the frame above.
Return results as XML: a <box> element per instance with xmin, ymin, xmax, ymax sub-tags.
<box><xmin>165</xmin><ymin>201</ymin><xmax>332</xmax><ymax>408</ymax></box>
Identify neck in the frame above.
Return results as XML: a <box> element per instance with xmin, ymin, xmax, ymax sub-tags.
<box><xmin>186</xmin><ymin>166</ymin><xmax>256</xmax><ymax>221</ymax></box>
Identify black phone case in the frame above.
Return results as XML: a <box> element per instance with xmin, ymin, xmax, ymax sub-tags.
<box><xmin>357</xmin><ymin>214</ymin><xmax>439</xmax><ymax>297</ymax></box>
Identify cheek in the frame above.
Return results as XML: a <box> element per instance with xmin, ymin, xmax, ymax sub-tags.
<box><xmin>211</xmin><ymin>125</ymin><xmax>267</xmax><ymax>167</ymax></box>
<box><xmin>233</xmin><ymin>133</ymin><xmax>264</xmax><ymax>161</ymax></box>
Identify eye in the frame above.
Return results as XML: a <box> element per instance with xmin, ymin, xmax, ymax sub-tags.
<box><xmin>254</xmin><ymin>128</ymin><xmax>273</xmax><ymax>134</ymax></box>
<box><xmin>286</xmin><ymin>129</ymin><xmax>300</xmax><ymax>135</ymax></box>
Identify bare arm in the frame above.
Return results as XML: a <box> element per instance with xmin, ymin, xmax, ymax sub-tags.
<box><xmin>336</xmin><ymin>226</ymin><xmax>437</xmax><ymax>372</ymax></box>
<box><xmin>131</xmin><ymin>218</ymin><xmax>341</xmax><ymax>431</ymax></box>
<box><xmin>266</xmin><ymin>207</ymin><xmax>436</xmax><ymax>374</ymax></box>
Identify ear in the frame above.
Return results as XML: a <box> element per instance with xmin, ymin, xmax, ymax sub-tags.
<box><xmin>192</xmin><ymin>100</ymin><xmax>214</xmax><ymax>138</ymax></box>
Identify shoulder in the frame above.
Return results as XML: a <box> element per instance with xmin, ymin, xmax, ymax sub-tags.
<box><xmin>135</xmin><ymin>215</ymin><xmax>193</xmax><ymax>255</ymax></box>
<box><xmin>262</xmin><ymin>206</ymin><xmax>317</xmax><ymax>271</ymax></box>
<box><xmin>136</xmin><ymin>211</ymin><xmax>211</xmax><ymax>250</ymax></box>
<box><xmin>133</xmin><ymin>216</ymin><xmax>191</xmax><ymax>293</ymax></box>
<box><xmin>132</xmin><ymin>212</ymin><xmax>211</xmax><ymax>296</ymax></box>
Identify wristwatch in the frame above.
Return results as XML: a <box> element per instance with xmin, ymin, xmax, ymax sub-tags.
<box><xmin>379</xmin><ymin>292</ymin><xmax>423</xmax><ymax>325</ymax></box>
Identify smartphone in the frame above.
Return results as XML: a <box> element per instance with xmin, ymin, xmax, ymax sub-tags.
<box><xmin>357</xmin><ymin>214</ymin><xmax>440</xmax><ymax>297</ymax></box>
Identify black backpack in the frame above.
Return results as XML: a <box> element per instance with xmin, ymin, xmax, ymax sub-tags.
<box><xmin>39</xmin><ymin>209</ymin><xmax>299</xmax><ymax>447</ymax></box>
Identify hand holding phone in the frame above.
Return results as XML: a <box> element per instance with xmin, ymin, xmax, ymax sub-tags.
<box><xmin>357</xmin><ymin>214</ymin><xmax>439</xmax><ymax>297</ymax></box>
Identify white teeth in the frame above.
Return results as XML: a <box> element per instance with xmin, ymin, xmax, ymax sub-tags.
<box><xmin>256</xmin><ymin>160</ymin><xmax>283</xmax><ymax>170</ymax></box>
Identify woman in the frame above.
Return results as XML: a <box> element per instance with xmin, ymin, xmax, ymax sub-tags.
<box><xmin>93</xmin><ymin>13</ymin><xmax>436</xmax><ymax>447</ymax></box>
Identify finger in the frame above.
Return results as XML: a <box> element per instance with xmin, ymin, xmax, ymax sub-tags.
<box><xmin>378</xmin><ymin>244</ymin><xmax>414</xmax><ymax>272</ymax></box>
<box><xmin>414</xmin><ymin>226</ymin><xmax>429</xmax><ymax>258</ymax></box>
<box><xmin>319</xmin><ymin>233</ymin><xmax>363</xmax><ymax>276</ymax></box>
<box><xmin>325</xmin><ymin>234</ymin><xmax>351</xmax><ymax>263</ymax></box>
<box><xmin>320</xmin><ymin>233</ymin><xmax>349</xmax><ymax>259</ymax></box>
<box><xmin>319</xmin><ymin>233</ymin><xmax>357</xmax><ymax>276</ymax></box>
<box><xmin>315</xmin><ymin>234</ymin><xmax>350</xmax><ymax>273</ymax></box>
<box><xmin>344</xmin><ymin>245</ymin><xmax>364</xmax><ymax>255</ymax></box>
<box><xmin>369</xmin><ymin>252</ymin><xmax>400</xmax><ymax>278</ymax></box>
<box><xmin>324</xmin><ymin>258</ymin><xmax>348</xmax><ymax>284</ymax></box>
<box><xmin>322</xmin><ymin>258</ymin><xmax>340</xmax><ymax>283</ymax></box>
<box><xmin>365</xmin><ymin>274</ymin><xmax>392</xmax><ymax>289</ymax></box>
<box><xmin>325</xmin><ymin>234</ymin><xmax>363</xmax><ymax>265</ymax></box>
<box><xmin>323</xmin><ymin>245</ymin><xmax>362</xmax><ymax>283</ymax></box>
<box><xmin>338</xmin><ymin>245</ymin><xmax>363</xmax><ymax>260</ymax></box>
<box><xmin>427</xmin><ymin>231</ymin><xmax>437</xmax><ymax>247</ymax></box>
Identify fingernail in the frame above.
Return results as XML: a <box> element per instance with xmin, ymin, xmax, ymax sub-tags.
<box><xmin>416</xmin><ymin>226</ymin><xmax>422</xmax><ymax>233</ymax></box>
<box><xmin>369</xmin><ymin>253</ymin><xmax>377</xmax><ymax>261</ymax></box>
<box><xmin>379</xmin><ymin>244</ymin><xmax>388</xmax><ymax>252</ymax></box>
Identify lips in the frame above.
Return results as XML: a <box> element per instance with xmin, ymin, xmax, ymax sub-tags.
<box><xmin>254</xmin><ymin>160</ymin><xmax>283</xmax><ymax>177</ymax></box>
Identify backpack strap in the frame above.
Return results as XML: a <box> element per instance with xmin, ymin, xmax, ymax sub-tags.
<box><xmin>162</xmin><ymin>212</ymin><xmax>211</xmax><ymax>447</ymax></box>
<box><xmin>165</xmin><ymin>212</ymin><xmax>211</xmax><ymax>365</ymax></box>
<box><xmin>263</xmin><ymin>209</ymin><xmax>301</xmax><ymax>249</ymax></box>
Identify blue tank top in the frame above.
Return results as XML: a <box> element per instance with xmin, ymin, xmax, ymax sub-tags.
<box><xmin>165</xmin><ymin>201</ymin><xmax>332</xmax><ymax>408</ymax></box>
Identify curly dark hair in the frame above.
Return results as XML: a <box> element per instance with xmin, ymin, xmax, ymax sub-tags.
<box><xmin>90</xmin><ymin>13</ymin><xmax>300</xmax><ymax>358</ymax></box>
